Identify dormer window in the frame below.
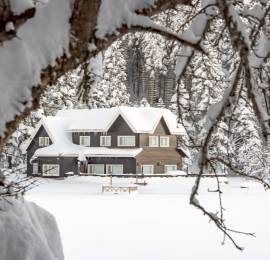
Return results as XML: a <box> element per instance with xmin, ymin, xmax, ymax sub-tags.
<box><xmin>118</xmin><ymin>136</ymin><xmax>135</xmax><ymax>146</ymax></box>
<box><xmin>160</xmin><ymin>136</ymin><xmax>170</xmax><ymax>147</ymax></box>
<box><xmin>80</xmin><ymin>136</ymin><xmax>90</xmax><ymax>147</ymax></box>
<box><xmin>39</xmin><ymin>137</ymin><xmax>50</xmax><ymax>146</ymax></box>
<box><xmin>100</xmin><ymin>136</ymin><xmax>111</xmax><ymax>147</ymax></box>
<box><xmin>149</xmin><ymin>136</ymin><xmax>159</xmax><ymax>147</ymax></box>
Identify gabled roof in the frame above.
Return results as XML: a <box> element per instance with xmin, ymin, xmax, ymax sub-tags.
<box><xmin>24</xmin><ymin>116</ymin><xmax>71</xmax><ymax>151</ymax></box>
<box><xmin>27</xmin><ymin>106</ymin><xmax>187</xmax><ymax>160</ymax></box>
<box><xmin>58</xmin><ymin>106</ymin><xmax>186</xmax><ymax>135</ymax></box>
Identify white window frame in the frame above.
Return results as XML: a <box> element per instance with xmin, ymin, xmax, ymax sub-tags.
<box><xmin>164</xmin><ymin>165</ymin><xmax>177</xmax><ymax>173</ymax></box>
<box><xmin>106</xmin><ymin>164</ymin><xmax>124</xmax><ymax>175</ymax></box>
<box><xmin>88</xmin><ymin>164</ymin><xmax>105</xmax><ymax>174</ymax></box>
<box><xmin>42</xmin><ymin>164</ymin><xmax>59</xmax><ymax>177</ymax></box>
<box><xmin>79</xmin><ymin>136</ymin><xmax>91</xmax><ymax>147</ymax></box>
<box><xmin>141</xmin><ymin>164</ymin><xmax>154</xmax><ymax>174</ymax></box>
<box><xmin>33</xmin><ymin>163</ymin><xmax>39</xmax><ymax>175</ymax></box>
<box><xmin>160</xmin><ymin>136</ymin><xmax>170</xmax><ymax>147</ymax></box>
<box><xmin>39</xmin><ymin>137</ymin><xmax>50</xmax><ymax>147</ymax></box>
<box><xmin>149</xmin><ymin>136</ymin><xmax>159</xmax><ymax>147</ymax></box>
<box><xmin>100</xmin><ymin>136</ymin><xmax>111</xmax><ymax>147</ymax></box>
<box><xmin>117</xmin><ymin>136</ymin><xmax>135</xmax><ymax>146</ymax></box>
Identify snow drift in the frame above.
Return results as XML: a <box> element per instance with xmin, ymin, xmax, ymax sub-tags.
<box><xmin>0</xmin><ymin>198</ymin><xmax>64</xmax><ymax>260</ymax></box>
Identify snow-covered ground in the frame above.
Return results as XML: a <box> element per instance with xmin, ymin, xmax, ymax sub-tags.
<box><xmin>26</xmin><ymin>176</ymin><xmax>270</xmax><ymax>260</ymax></box>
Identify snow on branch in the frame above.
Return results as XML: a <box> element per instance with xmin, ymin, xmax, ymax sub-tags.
<box><xmin>175</xmin><ymin>0</ymin><xmax>217</xmax><ymax>80</ymax></box>
<box><xmin>217</xmin><ymin>0</ymin><xmax>270</xmax><ymax>141</ymax></box>
<box><xmin>0</xmin><ymin>0</ymin><xmax>70</xmax><ymax>143</ymax></box>
<box><xmin>189</xmin><ymin>62</ymin><xmax>250</xmax><ymax>250</ymax></box>
<box><xmin>96</xmin><ymin>0</ymin><xmax>204</xmax><ymax>52</ymax></box>
<box><xmin>0</xmin><ymin>0</ymin><xmax>36</xmax><ymax>43</ymax></box>
<box><xmin>0</xmin><ymin>0</ymin><xmax>192</xmax><ymax>150</ymax></box>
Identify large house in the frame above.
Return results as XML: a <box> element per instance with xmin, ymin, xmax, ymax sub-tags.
<box><xmin>25</xmin><ymin>107</ymin><xmax>187</xmax><ymax>177</ymax></box>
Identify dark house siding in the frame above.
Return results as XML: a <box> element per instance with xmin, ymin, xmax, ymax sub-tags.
<box><xmin>32</xmin><ymin>156</ymin><xmax>78</xmax><ymax>177</ymax></box>
<box><xmin>61</xmin><ymin>157</ymin><xmax>79</xmax><ymax>176</ymax></box>
<box><xmin>86</xmin><ymin>157</ymin><xmax>136</xmax><ymax>174</ymax></box>
<box><xmin>108</xmin><ymin>115</ymin><xmax>139</xmax><ymax>148</ymax></box>
<box><xmin>72</xmin><ymin>132</ymin><xmax>102</xmax><ymax>146</ymax></box>
<box><xmin>71</xmin><ymin>115</ymin><xmax>139</xmax><ymax>148</ymax></box>
<box><xmin>26</xmin><ymin>125</ymin><xmax>52</xmax><ymax>176</ymax></box>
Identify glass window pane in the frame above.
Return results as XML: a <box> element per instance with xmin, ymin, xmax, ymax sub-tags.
<box><xmin>142</xmin><ymin>165</ymin><xmax>153</xmax><ymax>174</ymax></box>
<box><xmin>88</xmin><ymin>164</ymin><xmax>104</xmax><ymax>174</ymax></box>
<box><xmin>100</xmin><ymin>136</ymin><xmax>111</xmax><ymax>146</ymax></box>
<box><xmin>106</xmin><ymin>164</ymin><xmax>123</xmax><ymax>174</ymax></box>
<box><xmin>118</xmin><ymin>136</ymin><xmax>135</xmax><ymax>146</ymax></box>
<box><xmin>80</xmin><ymin>136</ymin><xmax>90</xmax><ymax>146</ymax></box>
<box><xmin>45</xmin><ymin>137</ymin><xmax>50</xmax><ymax>146</ymax></box>
<box><xmin>39</xmin><ymin>137</ymin><xmax>43</xmax><ymax>146</ymax></box>
<box><xmin>160</xmin><ymin>136</ymin><xmax>169</xmax><ymax>147</ymax></box>
<box><xmin>165</xmin><ymin>165</ymin><xmax>177</xmax><ymax>173</ymax></box>
<box><xmin>33</xmin><ymin>163</ymin><xmax>38</xmax><ymax>174</ymax></box>
<box><xmin>43</xmin><ymin>164</ymin><xmax>59</xmax><ymax>176</ymax></box>
<box><xmin>149</xmin><ymin>136</ymin><xmax>158</xmax><ymax>147</ymax></box>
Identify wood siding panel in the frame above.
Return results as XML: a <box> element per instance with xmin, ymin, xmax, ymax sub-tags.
<box><xmin>139</xmin><ymin>118</ymin><xmax>177</xmax><ymax>148</ymax></box>
<box><xmin>135</xmin><ymin>148</ymin><xmax>182</xmax><ymax>174</ymax></box>
<box><xmin>153</xmin><ymin>117</ymin><xmax>170</xmax><ymax>135</ymax></box>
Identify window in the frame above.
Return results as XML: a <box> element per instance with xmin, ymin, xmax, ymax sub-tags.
<box><xmin>80</xmin><ymin>136</ymin><xmax>90</xmax><ymax>146</ymax></box>
<box><xmin>117</xmin><ymin>136</ymin><xmax>135</xmax><ymax>146</ymax></box>
<box><xmin>33</xmin><ymin>163</ymin><xmax>39</xmax><ymax>175</ymax></box>
<box><xmin>141</xmin><ymin>165</ymin><xmax>154</xmax><ymax>174</ymax></box>
<box><xmin>164</xmin><ymin>165</ymin><xmax>177</xmax><ymax>173</ymax></box>
<box><xmin>42</xmin><ymin>164</ymin><xmax>59</xmax><ymax>176</ymax></box>
<box><xmin>106</xmin><ymin>164</ymin><xmax>124</xmax><ymax>174</ymax></box>
<box><xmin>88</xmin><ymin>164</ymin><xmax>105</xmax><ymax>174</ymax></box>
<box><xmin>160</xmin><ymin>136</ymin><xmax>170</xmax><ymax>147</ymax></box>
<box><xmin>39</xmin><ymin>137</ymin><xmax>50</xmax><ymax>146</ymax></box>
<box><xmin>100</xmin><ymin>136</ymin><xmax>111</xmax><ymax>147</ymax></box>
<box><xmin>149</xmin><ymin>136</ymin><xmax>159</xmax><ymax>147</ymax></box>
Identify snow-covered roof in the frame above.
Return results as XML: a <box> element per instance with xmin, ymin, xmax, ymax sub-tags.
<box><xmin>27</xmin><ymin>106</ymin><xmax>186</xmax><ymax>160</ymax></box>
<box><xmin>57</xmin><ymin>106</ymin><xmax>185</xmax><ymax>135</ymax></box>
<box><xmin>33</xmin><ymin>146</ymin><xmax>143</xmax><ymax>158</ymax></box>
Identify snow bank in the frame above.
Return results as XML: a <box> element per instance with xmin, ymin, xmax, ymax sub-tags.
<box><xmin>0</xmin><ymin>198</ymin><xmax>64</xmax><ymax>260</ymax></box>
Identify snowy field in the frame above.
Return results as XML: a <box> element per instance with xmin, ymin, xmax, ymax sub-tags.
<box><xmin>26</xmin><ymin>176</ymin><xmax>270</xmax><ymax>260</ymax></box>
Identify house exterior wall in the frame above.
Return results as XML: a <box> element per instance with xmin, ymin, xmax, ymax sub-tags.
<box><xmin>72</xmin><ymin>115</ymin><xmax>139</xmax><ymax>148</ymax></box>
<box><xmin>26</xmin><ymin>126</ymin><xmax>52</xmax><ymax>176</ymax></box>
<box><xmin>139</xmin><ymin>117</ymin><xmax>177</xmax><ymax>148</ymax></box>
<box><xmin>135</xmin><ymin>148</ymin><xmax>182</xmax><ymax>174</ymax></box>
<box><xmin>31</xmin><ymin>156</ymin><xmax>78</xmax><ymax>177</ymax></box>
<box><xmin>72</xmin><ymin>132</ymin><xmax>102</xmax><ymax>147</ymax></box>
<box><xmin>86</xmin><ymin>157</ymin><xmax>136</xmax><ymax>174</ymax></box>
<box><xmin>107</xmin><ymin>115</ymin><xmax>140</xmax><ymax>148</ymax></box>
<box><xmin>136</xmin><ymin>117</ymin><xmax>182</xmax><ymax>173</ymax></box>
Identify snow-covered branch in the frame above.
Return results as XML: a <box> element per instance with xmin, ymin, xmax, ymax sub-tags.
<box><xmin>0</xmin><ymin>0</ymin><xmax>192</xmax><ymax>151</ymax></box>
